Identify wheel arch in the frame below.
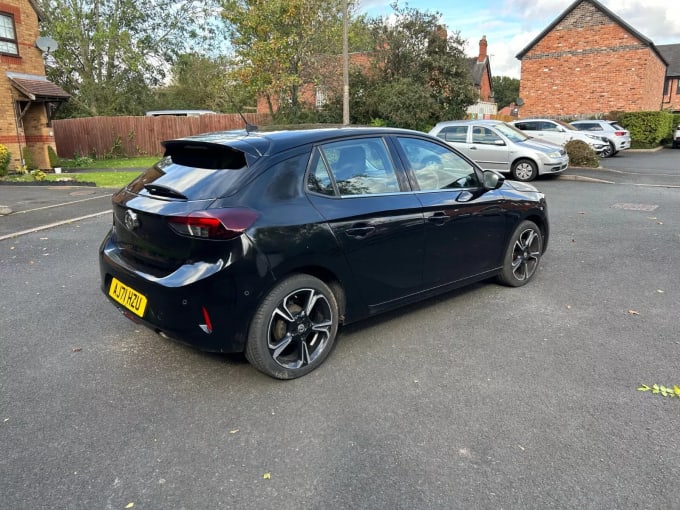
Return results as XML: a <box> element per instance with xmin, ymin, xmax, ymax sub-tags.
<box><xmin>270</xmin><ymin>265</ymin><xmax>348</xmax><ymax>323</ymax></box>
<box><xmin>524</xmin><ymin>213</ymin><xmax>549</xmax><ymax>252</ymax></box>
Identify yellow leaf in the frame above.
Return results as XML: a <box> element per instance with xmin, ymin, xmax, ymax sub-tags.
<box><xmin>263</xmin><ymin>473</ymin><xmax>271</xmax><ymax>479</ymax></box>
<box><xmin>674</xmin><ymin>385</ymin><xmax>680</xmax><ymax>396</ymax></box>
<box><xmin>125</xmin><ymin>504</ymin><xmax>134</xmax><ymax>509</ymax></box>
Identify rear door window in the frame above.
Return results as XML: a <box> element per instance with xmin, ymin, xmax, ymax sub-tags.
<box><xmin>308</xmin><ymin>138</ymin><xmax>401</xmax><ymax>196</ymax></box>
<box><xmin>436</xmin><ymin>125</ymin><xmax>468</xmax><ymax>142</ymax></box>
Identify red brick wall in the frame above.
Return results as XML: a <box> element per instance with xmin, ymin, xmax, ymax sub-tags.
<box><xmin>518</xmin><ymin>1</ymin><xmax>666</xmax><ymax>117</ymax></box>
<box><xmin>0</xmin><ymin>0</ymin><xmax>55</xmax><ymax>170</ymax></box>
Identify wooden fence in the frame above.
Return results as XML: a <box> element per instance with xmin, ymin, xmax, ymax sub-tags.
<box><xmin>52</xmin><ymin>113</ymin><xmax>272</xmax><ymax>159</ymax></box>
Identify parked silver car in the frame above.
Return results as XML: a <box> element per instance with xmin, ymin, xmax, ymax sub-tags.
<box><xmin>510</xmin><ymin>118</ymin><xmax>608</xmax><ymax>155</ymax></box>
<box><xmin>570</xmin><ymin>119</ymin><xmax>631</xmax><ymax>158</ymax></box>
<box><xmin>429</xmin><ymin>119</ymin><xmax>569</xmax><ymax>182</ymax></box>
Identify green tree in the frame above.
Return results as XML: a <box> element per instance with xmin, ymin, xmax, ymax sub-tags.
<box><xmin>348</xmin><ymin>4</ymin><xmax>476</xmax><ymax>130</ymax></box>
<box><xmin>491</xmin><ymin>76</ymin><xmax>520</xmax><ymax>109</ymax></box>
<box><xmin>39</xmin><ymin>0</ymin><xmax>224</xmax><ymax>117</ymax></box>
<box><xmin>152</xmin><ymin>54</ymin><xmax>256</xmax><ymax>113</ymax></box>
<box><xmin>221</xmin><ymin>0</ymin><xmax>351</xmax><ymax>117</ymax></box>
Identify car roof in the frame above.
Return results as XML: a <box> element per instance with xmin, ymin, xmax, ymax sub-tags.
<box><xmin>433</xmin><ymin>119</ymin><xmax>505</xmax><ymax>127</ymax></box>
<box><xmin>164</xmin><ymin>126</ymin><xmax>424</xmax><ymax>158</ymax></box>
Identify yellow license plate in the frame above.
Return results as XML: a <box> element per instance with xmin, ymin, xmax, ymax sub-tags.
<box><xmin>109</xmin><ymin>277</ymin><xmax>148</xmax><ymax>318</ymax></box>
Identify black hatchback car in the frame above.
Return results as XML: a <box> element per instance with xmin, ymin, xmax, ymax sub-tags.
<box><xmin>100</xmin><ymin>127</ymin><xmax>549</xmax><ymax>379</ymax></box>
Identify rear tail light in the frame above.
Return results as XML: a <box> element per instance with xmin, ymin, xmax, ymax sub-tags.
<box><xmin>614</xmin><ymin>131</ymin><xmax>626</xmax><ymax>136</ymax></box>
<box><xmin>168</xmin><ymin>208</ymin><xmax>258</xmax><ymax>240</ymax></box>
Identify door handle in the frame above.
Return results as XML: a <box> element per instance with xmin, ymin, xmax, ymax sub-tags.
<box><xmin>427</xmin><ymin>211</ymin><xmax>450</xmax><ymax>226</ymax></box>
<box><xmin>345</xmin><ymin>226</ymin><xmax>375</xmax><ymax>238</ymax></box>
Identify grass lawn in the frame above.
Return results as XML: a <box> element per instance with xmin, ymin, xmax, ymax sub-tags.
<box><xmin>60</xmin><ymin>156</ymin><xmax>159</xmax><ymax>169</ymax></box>
<box><xmin>1</xmin><ymin>156</ymin><xmax>155</xmax><ymax>188</ymax></box>
<box><xmin>2</xmin><ymin>171</ymin><xmax>143</xmax><ymax>188</ymax></box>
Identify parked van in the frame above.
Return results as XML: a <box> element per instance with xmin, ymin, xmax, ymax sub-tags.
<box><xmin>145</xmin><ymin>110</ymin><xmax>217</xmax><ymax>117</ymax></box>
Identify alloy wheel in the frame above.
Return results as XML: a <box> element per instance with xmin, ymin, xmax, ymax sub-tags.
<box><xmin>511</xmin><ymin>227</ymin><xmax>541</xmax><ymax>281</ymax></box>
<box><xmin>267</xmin><ymin>288</ymin><xmax>334</xmax><ymax>370</ymax></box>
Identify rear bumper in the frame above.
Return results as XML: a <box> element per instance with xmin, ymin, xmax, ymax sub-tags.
<box><xmin>99</xmin><ymin>228</ymin><xmax>270</xmax><ymax>353</ymax></box>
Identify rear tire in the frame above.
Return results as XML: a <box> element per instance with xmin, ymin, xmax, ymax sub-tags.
<box><xmin>497</xmin><ymin>220</ymin><xmax>543</xmax><ymax>287</ymax></box>
<box><xmin>246</xmin><ymin>274</ymin><xmax>339</xmax><ymax>379</ymax></box>
<box><xmin>511</xmin><ymin>159</ymin><xmax>538</xmax><ymax>182</ymax></box>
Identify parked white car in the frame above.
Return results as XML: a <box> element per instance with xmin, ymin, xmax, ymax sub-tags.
<box><xmin>429</xmin><ymin>119</ymin><xmax>569</xmax><ymax>182</ymax></box>
<box><xmin>510</xmin><ymin>119</ymin><xmax>608</xmax><ymax>155</ymax></box>
<box><xmin>570</xmin><ymin>119</ymin><xmax>631</xmax><ymax>158</ymax></box>
<box><xmin>673</xmin><ymin>125</ymin><xmax>680</xmax><ymax>149</ymax></box>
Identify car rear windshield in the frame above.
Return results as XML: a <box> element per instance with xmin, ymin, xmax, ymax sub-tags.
<box><xmin>126</xmin><ymin>144</ymin><xmax>250</xmax><ymax>200</ymax></box>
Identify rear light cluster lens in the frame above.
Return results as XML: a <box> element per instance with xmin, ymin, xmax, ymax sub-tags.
<box><xmin>168</xmin><ymin>208</ymin><xmax>258</xmax><ymax>240</ymax></box>
<box><xmin>614</xmin><ymin>131</ymin><xmax>626</xmax><ymax>136</ymax></box>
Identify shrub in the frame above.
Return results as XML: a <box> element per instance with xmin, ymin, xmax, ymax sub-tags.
<box><xmin>47</xmin><ymin>146</ymin><xmax>61</xmax><ymax>168</ymax></box>
<box><xmin>565</xmin><ymin>139</ymin><xmax>599</xmax><ymax>168</ymax></box>
<box><xmin>31</xmin><ymin>169</ymin><xmax>46</xmax><ymax>181</ymax></box>
<box><xmin>22</xmin><ymin>146</ymin><xmax>37</xmax><ymax>171</ymax></box>
<box><xmin>0</xmin><ymin>144</ymin><xmax>10</xmax><ymax>177</ymax></box>
<box><xmin>619</xmin><ymin>111</ymin><xmax>673</xmax><ymax>146</ymax></box>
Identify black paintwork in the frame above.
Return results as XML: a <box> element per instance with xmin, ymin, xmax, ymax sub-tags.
<box><xmin>99</xmin><ymin>127</ymin><xmax>548</xmax><ymax>353</ymax></box>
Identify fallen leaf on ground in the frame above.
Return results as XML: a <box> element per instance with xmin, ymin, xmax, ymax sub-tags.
<box><xmin>72</xmin><ymin>347</ymin><xmax>82</xmax><ymax>352</ymax></box>
<box><xmin>263</xmin><ymin>473</ymin><xmax>271</xmax><ymax>479</ymax></box>
<box><xmin>627</xmin><ymin>310</ymin><xmax>640</xmax><ymax>315</ymax></box>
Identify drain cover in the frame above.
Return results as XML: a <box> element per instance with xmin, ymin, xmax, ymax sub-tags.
<box><xmin>611</xmin><ymin>203</ymin><xmax>658</xmax><ymax>212</ymax></box>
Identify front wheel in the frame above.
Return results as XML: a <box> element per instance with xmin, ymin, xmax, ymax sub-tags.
<box><xmin>511</xmin><ymin>159</ymin><xmax>538</xmax><ymax>182</ymax></box>
<box><xmin>246</xmin><ymin>274</ymin><xmax>339</xmax><ymax>379</ymax></box>
<box><xmin>497</xmin><ymin>220</ymin><xmax>543</xmax><ymax>287</ymax></box>
<box><xmin>600</xmin><ymin>142</ymin><xmax>615</xmax><ymax>158</ymax></box>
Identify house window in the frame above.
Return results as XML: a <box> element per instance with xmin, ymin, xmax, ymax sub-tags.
<box><xmin>0</xmin><ymin>13</ymin><xmax>18</xmax><ymax>55</ymax></box>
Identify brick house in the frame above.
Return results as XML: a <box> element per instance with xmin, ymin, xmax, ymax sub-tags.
<box><xmin>466</xmin><ymin>35</ymin><xmax>496</xmax><ymax>117</ymax></box>
<box><xmin>658</xmin><ymin>44</ymin><xmax>680</xmax><ymax>112</ymax></box>
<box><xmin>1</xmin><ymin>0</ymin><xmax>69</xmax><ymax>171</ymax></box>
<box><xmin>515</xmin><ymin>0</ymin><xmax>668</xmax><ymax>118</ymax></box>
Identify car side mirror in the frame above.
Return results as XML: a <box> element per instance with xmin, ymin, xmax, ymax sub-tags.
<box><xmin>483</xmin><ymin>170</ymin><xmax>504</xmax><ymax>190</ymax></box>
<box><xmin>494</xmin><ymin>139</ymin><xmax>506</xmax><ymax>146</ymax></box>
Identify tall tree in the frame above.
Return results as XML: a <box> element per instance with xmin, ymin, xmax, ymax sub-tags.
<box><xmin>347</xmin><ymin>5</ymin><xmax>476</xmax><ymax>130</ymax></box>
<box><xmin>38</xmin><ymin>0</ymin><xmax>224</xmax><ymax>117</ymax></box>
<box><xmin>221</xmin><ymin>0</ymin><xmax>351</xmax><ymax>117</ymax></box>
<box><xmin>491</xmin><ymin>76</ymin><xmax>520</xmax><ymax>109</ymax></box>
<box><xmin>152</xmin><ymin>54</ymin><xmax>255</xmax><ymax>112</ymax></box>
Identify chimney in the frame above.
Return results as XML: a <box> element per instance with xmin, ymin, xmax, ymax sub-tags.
<box><xmin>478</xmin><ymin>35</ymin><xmax>487</xmax><ymax>62</ymax></box>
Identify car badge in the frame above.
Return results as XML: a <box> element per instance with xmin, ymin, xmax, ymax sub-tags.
<box><xmin>124</xmin><ymin>210</ymin><xmax>140</xmax><ymax>231</ymax></box>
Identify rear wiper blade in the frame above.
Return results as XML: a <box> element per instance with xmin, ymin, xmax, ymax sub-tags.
<box><xmin>143</xmin><ymin>184</ymin><xmax>188</xmax><ymax>200</ymax></box>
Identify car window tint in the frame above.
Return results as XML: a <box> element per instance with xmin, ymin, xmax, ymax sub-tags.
<box><xmin>437</xmin><ymin>126</ymin><xmax>468</xmax><ymax>142</ymax></box>
<box><xmin>307</xmin><ymin>149</ymin><xmax>335</xmax><ymax>196</ymax></box>
<box><xmin>396</xmin><ymin>137</ymin><xmax>480</xmax><ymax>191</ymax></box>
<box><xmin>321</xmin><ymin>139</ymin><xmax>400</xmax><ymax>196</ymax></box>
<box><xmin>540</xmin><ymin>121</ymin><xmax>559</xmax><ymax>131</ymax></box>
<box><xmin>472</xmin><ymin>126</ymin><xmax>502</xmax><ymax>145</ymax></box>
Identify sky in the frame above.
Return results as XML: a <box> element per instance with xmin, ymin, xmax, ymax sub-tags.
<box><xmin>358</xmin><ymin>0</ymin><xmax>680</xmax><ymax>78</ymax></box>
